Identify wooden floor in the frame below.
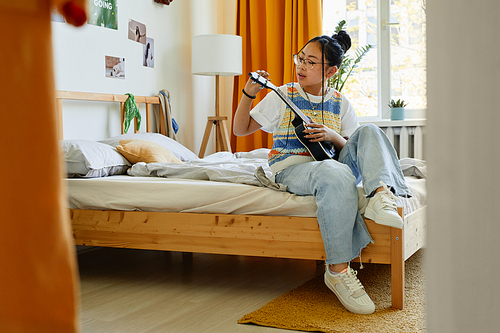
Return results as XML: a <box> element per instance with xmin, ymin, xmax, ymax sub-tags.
<box><xmin>78</xmin><ymin>247</ymin><xmax>324</xmax><ymax>333</ymax></box>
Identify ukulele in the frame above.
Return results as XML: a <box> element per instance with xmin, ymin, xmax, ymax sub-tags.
<box><xmin>248</xmin><ymin>72</ymin><xmax>337</xmax><ymax>161</ymax></box>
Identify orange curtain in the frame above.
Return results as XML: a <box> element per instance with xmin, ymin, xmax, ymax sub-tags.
<box><xmin>231</xmin><ymin>0</ymin><xmax>323</xmax><ymax>152</ymax></box>
<box><xmin>0</xmin><ymin>1</ymin><xmax>86</xmax><ymax>332</ymax></box>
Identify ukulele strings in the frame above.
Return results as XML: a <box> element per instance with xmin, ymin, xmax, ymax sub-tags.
<box><xmin>274</xmin><ymin>18</ymin><xmax>300</xmax><ymax>158</ymax></box>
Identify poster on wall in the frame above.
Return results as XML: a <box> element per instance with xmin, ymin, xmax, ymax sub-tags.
<box><xmin>88</xmin><ymin>0</ymin><xmax>118</xmax><ymax>30</ymax></box>
<box><xmin>105</xmin><ymin>56</ymin><xmax>125</xmax><ymax>79</ymax></box>
<box><xmin>128</xmin><ymin>19</ymin><xmax>147</xmax><ymax>45</ymax></box>
<box><xmin>143</xmin><ymin>37</ymin><xmax>154</xmax><ymax>68</ymax></box>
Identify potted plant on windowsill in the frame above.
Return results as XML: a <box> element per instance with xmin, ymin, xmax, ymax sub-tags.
<box><xmin>388</xmin><ymin>99</ymin><xmax>408</xmax><ymax>120</ymax></box>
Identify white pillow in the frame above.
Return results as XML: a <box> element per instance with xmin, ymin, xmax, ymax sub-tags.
<box><xmin>99</xmin><ymin>133</ymin><xmax>199</xmax><ymax>162</ymax></box>
<box><xmin>61</xmin><ymin>139</ymin><xmax>131</xmax><ymax>178</ymax></box>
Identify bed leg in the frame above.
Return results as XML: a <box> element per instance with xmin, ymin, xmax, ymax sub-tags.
<box><xmin>391</xmin><ymin>221</ymin><xmax>405</xmax><ymax>309</ymax></box>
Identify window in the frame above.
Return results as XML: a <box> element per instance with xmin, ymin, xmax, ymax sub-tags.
<box><xmin>323</xmin><ymin>0</ymin><xmax>426</xmax><ymax>119</ymax></box>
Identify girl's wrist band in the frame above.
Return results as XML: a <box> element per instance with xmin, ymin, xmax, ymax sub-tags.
<box><xmin>242</xmin><ymin>89</ymin><xmax>256</xmax><ymax>99</ymax></box>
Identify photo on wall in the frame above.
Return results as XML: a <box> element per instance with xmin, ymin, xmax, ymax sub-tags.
<box><xmin>128</xmin><ymin>19</ymin><xmax>147</xmax><ymax>45</ymax></box>
<box><xmin>143</xmin><ymin>37</ymin><xmax>154</xmax><ymax>68</ymax></box>
<box><xmin>105</xmin><ymin>56</ymin><xmax>125</xmax><ymax>79</ymax></box>
<box><xmin>88</xmin><ymin>0</ymin><xmax>118</xmax><ymax>30</ymax></box>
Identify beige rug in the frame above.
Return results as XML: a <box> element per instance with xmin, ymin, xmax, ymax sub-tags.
<box><xmin>239</xmin><ymin>250</ymin><xmax>425</xmax><ymax>333</ymax></box>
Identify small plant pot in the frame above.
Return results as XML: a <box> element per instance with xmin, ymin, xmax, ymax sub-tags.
<box><xmin>390</xmin><ymin>107</ymin><xmax>405</xmax><ymax>121</ymax></box>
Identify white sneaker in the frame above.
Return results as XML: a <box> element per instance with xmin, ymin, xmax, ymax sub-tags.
<box><xmin>364</xmin><ymin>181</ymin><xmax>403</xmax><ymax>229</ymax></box>
<box><xmin>324</xmin><ymin>266</ymin><xmax>375</xmax><ymax>315</ymax></box>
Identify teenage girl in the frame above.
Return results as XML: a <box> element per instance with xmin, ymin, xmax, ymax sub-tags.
<box><xmin>233</xmin><ymin>31</ymin><xmax>411</xmax><ymax>315</ymax></box>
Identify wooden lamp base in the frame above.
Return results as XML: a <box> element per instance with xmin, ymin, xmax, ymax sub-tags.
<box><xmin>198</xmin><ymin>116</ymin><xmax>231</xmax><ymax>158</ymax></box>
<box><xmin>198</xmin><ymin>75</ymin><xmax>232</xmax><ymax>158</ymax></box>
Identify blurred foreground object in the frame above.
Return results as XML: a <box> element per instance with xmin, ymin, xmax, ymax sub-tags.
<box><xmin>0</xmin><ymin>1</ymin><xmax>87</xmax><ymax>332</ymax></box>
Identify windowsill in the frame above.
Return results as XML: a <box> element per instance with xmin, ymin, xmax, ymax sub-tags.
<box><xmin>359</xmin><ymin>118</ymin><xmax>426</xmax><ymax>127</ymax></box>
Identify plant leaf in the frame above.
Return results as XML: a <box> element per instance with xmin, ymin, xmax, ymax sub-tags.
<box><xmin>353</xmin><ymin>44</ymin><xmax>374</xmax><ymax>66</ymax></box>
<box><xmin>334</xmin><ymin>20</ymin><xmax>347</xmax><ymax>33</ymax></box>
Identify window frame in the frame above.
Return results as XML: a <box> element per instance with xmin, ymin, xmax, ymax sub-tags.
<box><xmin>324</xmin><ymin>0</ymin><xmax>426</xmax><ymax>121</ymax></box>
<box><xmin>377</xmin><ymin>0</ymin><xmax>425</xmax><ymax>120</ymax></box>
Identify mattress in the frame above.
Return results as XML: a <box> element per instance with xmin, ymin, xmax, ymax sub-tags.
<box><xmin>67</xmin><ymin>175</ymin><xmax>425</xmax><ymax>217</ymax></box>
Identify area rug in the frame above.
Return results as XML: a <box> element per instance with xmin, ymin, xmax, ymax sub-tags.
<box><xmin>239</xmin><ymin>250</ymin><xmax>425</xmax><ymax>333</ymax></box>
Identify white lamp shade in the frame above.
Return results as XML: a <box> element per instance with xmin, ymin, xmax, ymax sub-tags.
<box><xmin>192</xmin><ymin>34</ymin><xmax>242</xmax><ymax>76</ymax></box>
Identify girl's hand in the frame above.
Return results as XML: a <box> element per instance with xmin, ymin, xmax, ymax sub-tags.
<box><xmin>302</xmin><ymin>122</ymin><xmax>340</xmax><ymax>143</ymax></box>
<box><xmin>244</xmin><ymin>70</ymin><xmax>269</xmax><ymax>97</ymax></box>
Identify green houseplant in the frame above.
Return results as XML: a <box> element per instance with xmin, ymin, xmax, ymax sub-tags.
<box><xmin>388</xmin><ymin>99</ymin><xmax>408</xmax><ymax>120</ymax></box>
<box><xmin>328</xmin><ymin>20</ymin><xmax>374</xmax><ymax>93</ymax></box>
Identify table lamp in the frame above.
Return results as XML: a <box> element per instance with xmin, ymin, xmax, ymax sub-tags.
<box><xmin>192</xmin><ymin>34</ymin><xmax>242</xmax><ymax>157</ymax></box>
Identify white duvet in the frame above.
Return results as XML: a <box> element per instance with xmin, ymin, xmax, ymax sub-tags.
<box><xmin>128</xmin><ymin>150</ymin><xmax>274</xmax><ymax>187</ymax></box>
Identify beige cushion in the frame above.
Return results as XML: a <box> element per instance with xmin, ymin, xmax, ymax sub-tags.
<box><xmin>99</xmin><ymin>133</ymin><xmax>199</xmax><ymax>161</ymax></box>
<box><xmin>116</xmin><ymin>139</ymin><xmax>183</xmax><ymax>164</ymax></box>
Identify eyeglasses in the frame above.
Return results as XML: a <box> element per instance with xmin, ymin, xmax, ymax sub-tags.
<box><xmin>293</xmin><ymin>54</ymin><xmax>325</xmax><ymax>70</ymax></box>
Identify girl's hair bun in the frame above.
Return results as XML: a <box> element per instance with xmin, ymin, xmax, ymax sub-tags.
<box><xmin>332</xmin><ymin>30</ymin><xmax>351</xmax><ymax>53</ymax></box>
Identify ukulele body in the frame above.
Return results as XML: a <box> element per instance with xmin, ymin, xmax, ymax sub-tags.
<box><xmin>292</xmin><ymin>115</ymin><xmax>337</xmax><ymax>161</ymax></box>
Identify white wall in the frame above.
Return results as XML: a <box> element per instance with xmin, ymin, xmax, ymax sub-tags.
<box><xmin>426</xmin><ymin>1</ymin><xmax>500</xmax><ymax>332</ymax></box>
<box><xmin>53</xmin><ymin>0</ymin><xmax>236</xmax><ymax>155</ymax></box>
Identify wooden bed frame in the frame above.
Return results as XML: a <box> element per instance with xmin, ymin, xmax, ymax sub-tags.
<box><xmin>57</xmin><ymin>91</ymin><xmax>427</xmax><ymax>310</ymax></box>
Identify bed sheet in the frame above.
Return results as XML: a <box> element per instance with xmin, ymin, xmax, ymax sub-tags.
<box><xmin>67</xmin><ymin>175</ymin><xmax>425</xmax><ymax>217</ymax></box>
<box><xmin>67</xmin><ymin>175</ymin><xmax>318</xmax><ymax>216</ymax></box>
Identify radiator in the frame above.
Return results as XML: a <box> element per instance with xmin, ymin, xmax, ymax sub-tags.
<box><xmin>380</xmin><ymin>125</ymin><xmax>425</xmax><ymax>159</ymax></box>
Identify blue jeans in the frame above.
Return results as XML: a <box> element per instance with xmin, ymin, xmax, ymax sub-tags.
<box><xmin>275</xmin><ymin>124</ymin><xmax>411</xmax><ymax>264</ymax></box>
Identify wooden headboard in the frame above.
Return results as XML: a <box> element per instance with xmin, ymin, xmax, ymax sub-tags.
<box><xmin>55</xmin><ymin>91</ymin><xmax>160</xmax><ymax>139</ymax></box>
